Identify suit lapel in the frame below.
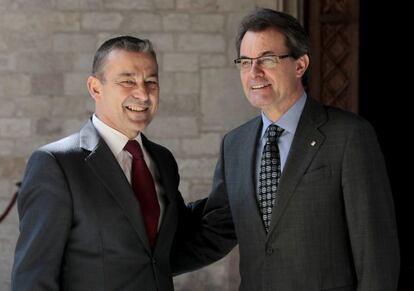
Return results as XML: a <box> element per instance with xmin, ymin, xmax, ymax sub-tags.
<box><xmin>80</xmin><ymin>121</ymin><xmax>151</xmax><ymax>251</ymax></box>
<box><xmin>235</xmin><ymin>117</ymin><xmax>268</xmax><ymax>238</ymax></box>
<box><xmin>268</xmin><ymin>98</ymin><xmax>327</xmax><ymax>235</ymax></box>
<box><xmin>141</xmin><ymin>135</ymin><xmax>177</xmax><ymax>250</ymax></box>
<box><xmin>142</xmin><ymin>135</ymin><xmax>175</xmax><ymax>203</ymax></box>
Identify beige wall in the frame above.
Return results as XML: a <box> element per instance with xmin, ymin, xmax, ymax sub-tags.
<box><xmin>0</xmin><ymin>0</ymin><xmax>298</xmax><ymax>289</ymax></box>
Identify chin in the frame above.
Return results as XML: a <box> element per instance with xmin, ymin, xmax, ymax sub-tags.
<box><xmin>249</xmin><ymin>98</ymin><xmax>272</xmax><ymax>109</ymax></box>
<box><xmin>133</xmin><ymin>120</ymin><xmax>151</xmax><ymax>132</ymax></box>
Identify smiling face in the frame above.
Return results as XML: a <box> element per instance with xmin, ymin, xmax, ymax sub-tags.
<box><xmin>239</xmin><ymin>28</ymin><xmax>309</xmax><ymax>121</ymax></box>
<box><xmin>87</xmin><ymin>49</ymin><xmax>159</xmax><ymax>139</ymax></box>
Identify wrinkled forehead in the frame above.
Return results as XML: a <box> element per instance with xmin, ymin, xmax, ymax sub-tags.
<box><xmin>102</xmin><ymin>49</ymin><xmax>158</xmax><ymax>77</ymax></box>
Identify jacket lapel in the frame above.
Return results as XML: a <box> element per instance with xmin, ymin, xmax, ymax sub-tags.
<box><xmin>80</xmin><ymin>120</ymin><xmax>151</xmax><ymax>251</ymax></box>
<box><xmin>234</xmin><ymin>117</ymin><xmax>268</xmax><ymax>238</ymax></box>
<box><xmin>142</xmin><ymin>135</ymin><xmax>175</xmax><ymax>203</ymax></box>
<box><xmin>141</xmin><ymin>135</ymin><xmax>177</xmax><ymax>250</ymax></box>
<box><xmin>268</xmin><ymin>98</ymin><xmax>327</xmax><ymax>235</ymax></box>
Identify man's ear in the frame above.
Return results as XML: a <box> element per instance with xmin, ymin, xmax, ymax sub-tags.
<box><xmin>296</xmin><ymin>54</ymin><xmax>309</xmax><ymax>78</ymax></box>
<box><xmin>87</xmin><ymin>75</ymin><xmax>102</xmax><ymax>101</ymax></box>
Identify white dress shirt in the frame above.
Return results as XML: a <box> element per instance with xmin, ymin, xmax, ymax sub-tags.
<box><xmin>92</xmin><ymin>115</ymin><xmax>166</xmax><ymax>228</ymax></box>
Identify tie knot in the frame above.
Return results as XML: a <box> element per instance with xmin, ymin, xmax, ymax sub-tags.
<box><xmin>265</xmin><ymin>124</ymin><xmax>284</xmax><ymax>143</ymax></box>
<box><xmin>124</xmin><ymin>140</ymin><xmax>144</xmax><ymax>159</ymax></box>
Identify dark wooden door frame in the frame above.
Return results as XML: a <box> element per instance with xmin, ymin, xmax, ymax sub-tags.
<box><xmin>304</xmin><ymin>0</ymin><xmax>359</xmax><ymax>113</ymax></box>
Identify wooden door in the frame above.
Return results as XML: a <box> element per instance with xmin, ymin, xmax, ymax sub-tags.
<box><xmin>305</xmin><ymin>0</ymin><xmax>359</xmax><ymax>113</ymax></box>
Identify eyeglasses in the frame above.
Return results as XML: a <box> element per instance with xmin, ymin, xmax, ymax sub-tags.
<box><xmin>234</xmin><ymin>54</ymin><xmax>291</xmax><ymax>70</ymax></box>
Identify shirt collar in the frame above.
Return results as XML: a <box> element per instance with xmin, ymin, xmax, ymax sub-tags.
<box><xmin>260</xmin><ymin>93</ymin><xmax>307</xmax><ymax>139</ymax></box>
<box><xmin>92</xmin><ymin>114</ymin><xmax>143</xmax><ymax>157</ymax></box>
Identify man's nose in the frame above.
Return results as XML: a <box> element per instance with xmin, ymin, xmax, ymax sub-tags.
<box><xmin>249</xmin><ymin>60</ymin><xmax>265</xmax><ymax>77</ymax></box>
<box><xmin>131</xmin><ymin>86</ymin><xmax>149</xmax><ymax>100</ymax></box>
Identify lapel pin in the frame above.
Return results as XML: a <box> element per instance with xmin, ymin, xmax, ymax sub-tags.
<box><xmin>310</xmin><ymin>141</ymin><xmax>317</xmax><ymax>147</ymax></box>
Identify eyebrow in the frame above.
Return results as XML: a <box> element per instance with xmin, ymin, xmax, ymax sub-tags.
<box><xmin>239</xmin><ymin>50</ymin><xmax>276</xmax><ymax>59</ymax></box>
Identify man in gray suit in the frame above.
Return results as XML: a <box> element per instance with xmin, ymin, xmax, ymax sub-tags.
<box><xmin>175</xmin><ymin>8</ymin><xmax>400</xmax><ymax>291</ymax></box>
<box><xmin>11</xmin><ymin>36</ymin><xmax>204</xmax><ymax>291</ymax></box>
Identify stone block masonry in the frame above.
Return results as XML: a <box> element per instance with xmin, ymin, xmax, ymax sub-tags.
<box><xmin>0</xmin><ymin>1</ymin><xmax>289</xmax><ymax>289</ymax></box>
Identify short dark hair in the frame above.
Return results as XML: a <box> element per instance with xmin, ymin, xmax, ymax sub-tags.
<box><xmin>235</xmin><ymin>8</ymin><xmax>310</xmax><ymax>86</ymax></box>
<box><xmin>92</xmin><ymin>36</ymin><xmax>156</xmax><ymax>81</ymax></box>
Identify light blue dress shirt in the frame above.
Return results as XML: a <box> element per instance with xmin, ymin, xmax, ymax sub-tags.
<box><xmin>256</xmin><ymin>93</ymin><xmax>307</xmax><ymax>192</ymax></box>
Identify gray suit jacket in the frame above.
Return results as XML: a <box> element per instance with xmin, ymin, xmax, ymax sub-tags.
<box><xmin>177</xmin><ymin>97</ymin><xmax>400</xmax><ymax>291</ymax></box>
<box><xmin>12</xmin><ymin>120</ymin><xmax>192</xmax><ymax>291</ymax></box>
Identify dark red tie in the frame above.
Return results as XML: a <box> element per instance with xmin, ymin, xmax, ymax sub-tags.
<box><xmin>124</xmin><ymin>140</ymin><xmax>160</xmax><ymax>248</ymax></box>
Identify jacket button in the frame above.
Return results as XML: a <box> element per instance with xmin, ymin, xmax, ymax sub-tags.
<box><xmin>266</xmin><ymin>247</ymin><xmax>274</xmax><ymax>255</ymax></box>
<box><xmin>152</xmin><ymin>258</ymin><xmax>156</xmax><ymax>265</ymax></box>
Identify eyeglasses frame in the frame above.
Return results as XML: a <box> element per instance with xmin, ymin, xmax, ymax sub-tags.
<box><xmin>234</xmin><ymin>54</ymin><xmax>291</xmax><ymax>70</ymax></box>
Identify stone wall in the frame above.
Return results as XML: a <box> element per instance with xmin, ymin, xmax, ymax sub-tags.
<box><xmin>0</xmin><ymin>0</ymin><xmax>293</xmax><ymax>290</ymax></box>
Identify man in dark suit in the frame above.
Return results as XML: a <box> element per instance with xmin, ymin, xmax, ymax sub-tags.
<box><xmin>175</xmin><ymin>8</ymin><xmax>400</xmax><ymax>291</ymax></box>
<box><xmin>11</xmin><ymin>36</ymin><xmax>201</xmax><ymax>291</ymax></box>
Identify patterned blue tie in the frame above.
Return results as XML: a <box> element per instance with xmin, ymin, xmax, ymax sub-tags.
<box><xmin>258</xmin><ymin>124</ymin><xmax>284</xmax><ymax>232</ymax></box>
